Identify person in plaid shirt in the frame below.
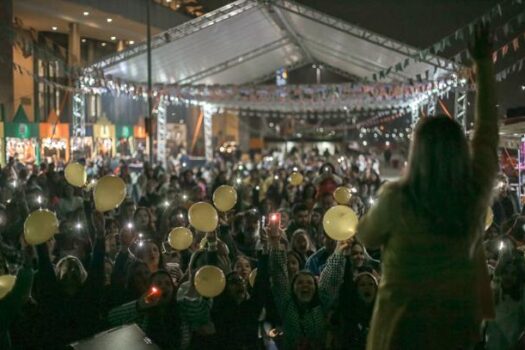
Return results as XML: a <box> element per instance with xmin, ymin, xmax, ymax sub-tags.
<box><xmin>267</xmin><ymin>223</ymin><xmax>347</xmax><ymax>349</ymax></box>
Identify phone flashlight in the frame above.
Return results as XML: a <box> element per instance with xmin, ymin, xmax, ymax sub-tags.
<box><xmin>499</xmin><ymin>241</ymin><xmax>505</xmax><ymax>251</ymax></box>
<box><xmin>182</xmin><ymin>194</ymin><xmax>188</xmax><ymax>201</ymax></box>
<box><xmin>236</xmin><ymin>178</ymin><xmax>242</xmax><ymax>185</ymax></box>
<box><xmin>163</xmin><ymin>200</ymin><xmax>170</xmax><ymax>208</ymax></box>
<box><xmin>126</xmin><ymin>222</ymin><xmax>134</xmax><ymax>229</ymax></box>
<box><xmin>36</xmin><ymin>195</ymin><xmax>43</xmax><ymax>204</ymax></box>
<box><xmin>75</xmin><ymin>222</ymin><xmax>82</xmax><ymax>230</ymax></box>
<box><xmin>145</xmin><ymin>286</ymin><xmax>161</xmax><ymax>304</ymax></box>
<box><xmin>269</xmin><ymin>212</ymin><xmax>281</xmax><ymax>228</ymax></box>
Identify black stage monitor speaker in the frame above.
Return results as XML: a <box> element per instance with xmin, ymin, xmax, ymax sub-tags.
<box><xmin>68</xmin><ymin>324</ymin><xmax>160</xmax><ymax>350</ymax></box>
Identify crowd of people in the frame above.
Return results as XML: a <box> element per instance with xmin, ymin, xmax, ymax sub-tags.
<box><xmin>0</xmin><ymin>148</ymin><xmax>386</xmax><ymax>350</ymax></box>
<box><xmin>1</xmin><ymin>23</ymin><xmax>524</xmax><ymax>350</ymax></box>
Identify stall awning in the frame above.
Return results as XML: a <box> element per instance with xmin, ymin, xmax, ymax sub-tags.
<box><xmin>134</xmin><ymin>125</ymin><xmax>147</xmax><ymax>138</ymax></box>
<box><xmin>5</xmin><ymin>105</ymin><xmax>38</xmax><ymax>138</ymax></box>
<box><xmin>40</xmin><ymin>123</ymin><xmax>70</xmax><ymax>139</ymax></box>
<box><xmin>93</xmin><ymin>0</ymin><xmax>458</xmax><ymax>86</ymax></box>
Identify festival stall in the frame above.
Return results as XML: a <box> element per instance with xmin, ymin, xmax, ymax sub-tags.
<box><xmin>39</xmin><ymin>122</ymin><xmax>70</xmax><ymax>165</ymax></box>
<box><xmin>499</xmin><ymin>117</ymin><xmax>525</xmax><ymax>198</ymax></box>
<box><xmin>133</xmin><ymin>118</ymin><xmax>149</xmax><ymax>160</ymax></box>
<box><xmin>71</xmin><ymin>125</ymin><xmax>94</xmax><ymax>160</ymax></box>
<box><xmin>166</xmin><ymin>122</ymin><xmax>187</xmax><ymax>160</ymax></box>
<box><xmin>115</xmin><ymin>124</ymin><xmax>134</xmax><ymax>158</ymax></box>
<box><xmin>93</xmin><ymin>117</ymin><xmax>116</xmax><ymax>158</ymax></box>
<box><xmin>5</xmin><ymin>105</ymin><xmax>39</xmax><ymax>167</ymax></box>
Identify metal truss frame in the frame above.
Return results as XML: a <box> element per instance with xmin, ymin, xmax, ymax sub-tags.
<box><xmin>296</xmin><ymin>34</ymin><xmax>405</xmax><ymax>81</ymax></box>
<box><xmin>90</xmin><ymin>0</ymin><xmax>258</xmax><ymax>70</ymax></box>
<box><xmin>72</xmin><ymin>90</ymin><xmax>85</xmax><ymax>138</ymax></box>
<box><xmin>410</xmin><ymin>103</ymin><xmax>420</xmax><ymax>127</ymax></box>
<box><xmin>321</xmin><ymin>63</ymin><xmax>361</xmax><ymax>82</ymax></box>
<box><xmin>157</xmin><ymin>98</ymin><xmax>168</xmax><ymax>168</ymax></box>
<box><xmin>272</xmin><ymin>0</ymin><xmax>459</xmax><ymax>74</ymax></box>
<box><xmin>197</xmin><ymin>97</ymin><xmax>417</xmax><ymax>113</ymax></box>
<box><xmin>71</xmin><ymin>87</ymin><xmax>86</xmax><ymax>159</ymax></box>
<box><xmin>454</xmin><ymin>84</ymin><xmax>468</xmax><ymax>130</ymax></box>
<box><xmin>172</xmin><ymin>37</ymin><xmax>292</xmax><ymax>85</ymax></box>
<box><xmin>426</xmin><ymin>94</ymin><xmax>437</xmax><ymax>117</ymax></box>
<box><xmin>261</xmin><ymin>3</ymin><xmax>315</xmax><ymax>63</ymax></box>
<box><xmin>203</xmin><ymin>104</ymin><xmax>214</xmax><ymax>162</ymax></box>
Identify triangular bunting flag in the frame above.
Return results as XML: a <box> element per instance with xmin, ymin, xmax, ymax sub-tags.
<box><xmin>455</xmin><ymin>29</ymin><xmax>464</xmax><ymax>41</ymax></box>
<box><xmin>502</xmin><ymin>44</ymin><xmax>509</xmax><ymax>57</ymax></box>
<box><xmin>513</xmin><ymin>37</ymin><xmax>520</xmax><ymax>51</ymax></box>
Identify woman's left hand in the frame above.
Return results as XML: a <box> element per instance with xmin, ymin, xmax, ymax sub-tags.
<box><xmin>335</xmin><ymin>239</ymin><xmax>351</xmax><ymax>254</ymax></box>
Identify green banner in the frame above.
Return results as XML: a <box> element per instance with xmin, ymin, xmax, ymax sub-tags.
<box><xmin>116</xmin><ymin>125</ymin><xmax>133</xmax><ymax>139</ymax></box>
<box><xmin>5</xmin><ymin>122</ymin><xmax>39</xmax><ymax>138</ymax></box>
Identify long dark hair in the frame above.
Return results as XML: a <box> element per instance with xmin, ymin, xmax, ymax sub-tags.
<box><xmin>402</xmin><ymin>116</ymin><xmax>475</xmax><ymax>236</ymax></box>
<box><xmin>290</xmin><ymin>270</ymin><xmax>320</xmax><ymax>314</ymax></box>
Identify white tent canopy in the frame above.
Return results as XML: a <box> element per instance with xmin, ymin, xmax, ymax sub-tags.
<box><xmin>92</xmin><ymin>0</ymin><xmax>459</xmax><ymax>87</ymax></box>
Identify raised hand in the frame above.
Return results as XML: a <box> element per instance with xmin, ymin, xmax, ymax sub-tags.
<box><xmin>335</xmin><ymin>239</ymin><xmax>351</xmax><ymax>254</ymax></box>
<box><xmin>468</xmin><ymin>21</ymin><xmax>493</xmax><ymax>62</ymax></box>
<box><xmin>92</xmin><ymin>211</ymin><xmax>106</xmax><ymax>238</ymax></box>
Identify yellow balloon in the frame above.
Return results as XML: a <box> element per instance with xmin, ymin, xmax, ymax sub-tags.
<box><xmin>289</xmin><ymin>172</ymin><xmax>304</xmax><ymax>186</ymax></box>
<box><xmin>93</xmin><ymin>175</ymin><xmax>127</xmax><ymax>212</ymax></box>
<box><xmin>333</xmin><ymin>186</ymin><xmax>352</xmax><ymax>205</ymax></box>
<box><xmin>64</xmin><ymin>162</ymin><xmax>87</xmax><ymax>188</ymax></box>
<box><xmin>194</xmin><ymin>265</ymin><xmax>226</xmax><ymax>298</ymax></box>
<box><xmin>213</xmin><ymin>185</ymin><xmax>238</xmax><ymax>212</ymax></box>
<box><xmin>0</xmin><ymin>275</ymin><xmax>16</xmax><ymax>300</ymax></box>
<box><xmin>188</xmin><ymin>202</ymin><xmax>219</xmax><ymax>233</ymax></box>
<box><xmin>24</xmin><ymin>209</ymin><xmax>59</xmax><ymax>245</ymax></box>
<box><xmin>168</xmin><ymin>227</ymin><xmax>193</xmax><ymax>251</ymax></box>
<box><xmin>249</xmin><ymin>268</ymin><xmax>257</xmax><ymax>288</ymax></box>
<box><xmin>485</xmin><ymin>207</ymin><xmax>494</xmax><ymax>231</ymax></box>
<box><xmin>323</xmin><ymin>205</ymin><xmax>358</xmax><ymax>241</ymax></box>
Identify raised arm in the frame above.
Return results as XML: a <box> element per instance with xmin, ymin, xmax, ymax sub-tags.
<box><xmin>0</xmin><ymin>253</ymin><xmax>34</xmax><ymax>332</ymax></box>
<box><xmin>268</xmin><ymin>226</ymin><xmax>292</xmax><ymax>316</ymax></box>
<box><xmin>85</xmin><ymin>212</ymin><xmax>106</xmax><ymax>287</ymax></box>
<box><xmin>356</xmin><ymin>185</ymin><xmax>393</xmax><ymax>250</ymax></box>
<box><xmin>318</xmin><ymin>242</ymin><xmax>346</xmax><ymax>311</ymax></box>
<box><xmin>250</xmin><ymin>251</ymin><xmax>270</xmax><ymax>309</ymax></box>
<box><xmin>469</xmin><ymin>23</ymin><xmax>499</xmax><ymax>202</ymax></box>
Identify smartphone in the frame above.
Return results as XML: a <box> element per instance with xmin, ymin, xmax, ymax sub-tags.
<box><xmin>144</xmin><ymin>286</ymin><xmax>162</xmax><ymax>304</ymax></box>
<box><xmin>269</xmin><ymin>212</ymin><xmax>281</xmax><ymax>229</ymax></box>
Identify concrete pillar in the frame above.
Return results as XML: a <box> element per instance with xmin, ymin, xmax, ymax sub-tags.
<box><xmin>87</xmin><ymin>41</ymin><xmax>95</xmax><ymax>65</ymax></box>
<box><xmin>68</xmin><ymin>22</ymin><xmax>81</xmax><ymax>66</ymax></box>
<box><xmin>117</xmin><ymin>40</ymin><xmax>125</xmax><ymax>52</ymax></box>
<box><xmin>0</xmin><ymin>0</ymin><xmax>14</xmax><ymax>121</ymax></box>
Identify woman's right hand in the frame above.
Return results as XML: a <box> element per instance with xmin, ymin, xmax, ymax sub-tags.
<box><xmin>468</xmin><ymin>21</ymin><xmax>493</xmax><ymax>62</ymax></box>
<box><xmin>266</xmin><ymin>224</ymin><xmax>284</xmax><ymax>249</ymax></box>
<box><xmin>137</xmin><ymin>287</ymin><xmax>162</xmax><ymax>311</ymax></box>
